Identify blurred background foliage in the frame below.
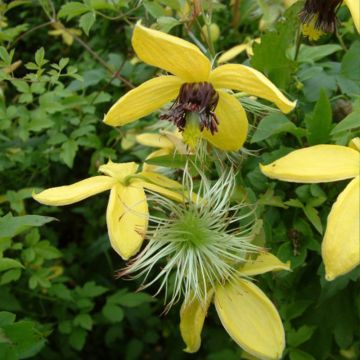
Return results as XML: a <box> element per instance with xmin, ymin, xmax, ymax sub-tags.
<box><xmin>0</xmin><ymin>0</ymin><xmax>359</xmax><ymax>359</ymax></box>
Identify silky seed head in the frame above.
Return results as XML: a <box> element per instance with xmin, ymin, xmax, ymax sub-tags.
<box><xmin>119</xmin><ymin>167</ymin><xmax>261</xmax><ymax>308</ymax></box>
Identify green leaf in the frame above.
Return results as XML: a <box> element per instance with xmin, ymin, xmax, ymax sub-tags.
<box><xmin>102</xmin><ymin>303</ymin><xmax>124</xmax><ymax>323</ymax></box>
<box><xmin>0</xmin><ymin>259</ymin><xmax>23</xmax><ymax>273</ymax></box>
<box><xmin>289</xmin><ymin>349</ymin><xmax>316</xmax><ymax>360</ymax></box>
<box><xmin>33</xmin><ymin>241</ymin><xmax>62</xmax><ymax>259</ymax></box>
<box><xmin>331</xmin><ymin>110</ymin><xmax>360</xmax><ymax>134</ymax></box>
<box><xmin>341</xmin><ymin>41</ymin><xmax>360</xmax><ymax>82</ymax></box>
<box><xmin>303</xmin><ymin>204</ymin><xmax>323</xmax><ymax>234</ymax></box>
<box><xmin>34</xmin><ymin>47</ymin><xmax>46</xmax><ymax>67</ymax></box>
<box><xmin>251</xmin><ymin>113</ymin><xmax>299</xmax><ymax>143</ymax></box>
<box><xmin>77</xmin><ymin>281</ymin><xmax>108</xmax><ymax>298</ymax></box>
<box><xmin>11</xmin><ymin>79</ymin><xmax>30</xmax><ymax>93</ymax></box>
<box><xmin>156</xmin><ymin>16</ymin><xmax>180</xmax><ymax>33</ymax></box>
<box><xmin>69</xmin><ymin>327</ymin><xmax>87</xmax><ymax>351</ymax></box>
<box><xmin>73</xmin><ymin>314</ymin><xmax>93</xmax><ymax>330</ymax></box>
<box><xmin>0</xmin><ymin>312</ymin><xmax>16</xmax><ymax>326</ymax></box>
<box><xmin>111</xmin><ymin>292</ymin><xmax>154</xmax><ymax>308</ymax></box>
<box><xmin>305</xmin><ymin>89</ymin><xmax>332</xmax><ymax>145</ymax></box>
<box><xmin>79</xmin><ymin>12</ymin><xmax>96</xmax><ymax>36</ymax></box>
<box><xmin>58</xmin><ymin>2</ymin><xmax>91</xmax><ymax>20</ymax></box>
<box><xmin>0</xmin><ymin>214</ymin><xmax>56</xmax><ymax>238</ymax></box>
<box><xmin>288</xmin><ymin>325</ymin><xmax>316</xmax><ymax>347</ymax></box>
<box><xmin>295</xmin><ymin>44</ymin><xmax>342</xmax><ymax>63</ymax></box>
<box><xmin>60</xmin><ymin>139</ymin><xmax>78</xmax><ymax>168</ymax></box>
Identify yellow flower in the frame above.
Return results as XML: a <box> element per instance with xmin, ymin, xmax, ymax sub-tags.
<box><xmin>136</xmin><ymin>131</ymin><xmax>186</xmax><ymax>172</ymax></box>
<box><xmin>217</xmin><ymin>38</ymin><xmax>261</xmax><ymax>64</ymax></box>
<box><xmin>300</xmin><ymin>0</ymin><xmax>359</xmax><ymax>41</ymax></box>
<box><xmin>103</xmin><ymin>23</ymin><xmax>296</xmax><ymax>151</ymax></box>
<box><xmin>260</xmin><ymin>138</ymin><xmax>360</xmax><ymax>281</ymax></box>
<box><xmin>180</xmin><ymin>252</ymin><xmax>290</xmax><ymax>360</ymax></box>
<box><xmin>33</xmin><ymin>161</ymin><xmax>185</xmax><ymax>260</ymax></box>
<box><xmin>48</xmin><ymin>21</ymin><xmax>82</xmax><ymax>46</ymax></box>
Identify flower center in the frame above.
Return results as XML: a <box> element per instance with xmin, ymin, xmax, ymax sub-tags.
<box><xmin>299</xmin><ymin>0</ymin><xmax>342</xmax><ymax>34</ymax></box>
<box><xmin>160</xmin><ymin>82</ymin><xmax>220</xmax><ymax>147</ymax></box>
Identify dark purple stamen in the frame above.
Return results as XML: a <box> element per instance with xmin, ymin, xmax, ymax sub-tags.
<box><xmin>160</xmin><ymin>82</ymin><xmax>220</xmax><ymax>135</ymax></box>
<box><xmin>299</xmin><ymin>0</ymin><xmax>343</xmax><ymax>33</ymax></box>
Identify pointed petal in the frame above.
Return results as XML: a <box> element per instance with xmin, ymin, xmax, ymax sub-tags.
<box><xmin>136</xmin><ymin>180</ymin><xmax>184</xmax><ymax>203</ymax></box>
<box><xmin>203</xmin><ymin>90</ymin><xmax>248</xmax><ymax>151</ymax></box>
<box><xmin>99</xmin><ymin>161</ymin><xmax>138</xmax><ymax>181</ymax></box>
<box><xmin>103</xmin><ymin>76</ymin><xmax>182</xmax><ymax>126</ymax></box>
<box><xmin>344</xmin><ymin>0</ymin><xmax>360</xmax><ymax>32</ymax></box>
<box><xmin>132</xmin><ymin>23</ymin><xmax>211</xmax><ymax>82</ymax></box>
<box><xmin>139</xmin><ymin>171</ymin><xmax>182</xmax><ymax>190</ymax></box>
<box><xmin>240</xmin><ymin>253</ymin><xmax>291</xmax><ymax>276</ymax></box>
<box><xmin>217</xmin><ymin>44</ymin><xmax>248</xmax><ymax>64</ymax></box>
<box><xmin>210</xmin><ymin>64</ymin><xmax>296</xmax><ymax>113</ymax></box>
<box><xmin>215</xmin><ymin>279</ymin><xmax>285</xmax><ymax>360</ymax></box>
<box><xmin>33</xmin><ymin>176</ymin><xmax>116</xmax><ymax>206</ymax></box>
<box><xmin>106</xmin><ymin>183</ymin><xmax>148</xmax><ymax>260</ymax></box>
<box><xmin>260</xmin><ymin>145</ymin><xmax>360</xmax><ymax>183</ymax></box>
<box><xmin>136</xmin><ymin>133</ymin><xmax>174</xmax><ymax>149</ymax></box>
<box><xmin>322</xmin><ymin>176</ymin><xmax>360</xmax><ymax>280</ymax></box>
<box><xmin>179</xmin><ymin>293</ymin><xmax>213</xmax><ymax>353</ymax></box>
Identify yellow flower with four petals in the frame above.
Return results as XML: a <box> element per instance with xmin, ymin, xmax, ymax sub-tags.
<box><xmin>260</xmin><ymin>138</ymin><xmax>360</xmax><ymax>280</ymax></box>
<box><xmin>180</xmin><ymin>252</ymin><xmax>290</xmax><ymax>360</ymax></box>
<box><xmin>104</xmin><ymin>23</ymin><xmax>295</xmax><ymax>151</ymax></box>
<box><xmin>33</xmin><ymin>161</ymin><xmax>185</xmax><ymax>260</ymax></box>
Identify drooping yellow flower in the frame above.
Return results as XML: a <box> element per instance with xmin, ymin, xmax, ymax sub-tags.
<box><xmin>48</xmin><ymin>21</ymin><xmax>82</xmax><ymax>46</ymax></box>
<box><xmin>299</xmin><ymin>0</ymin><xmax>359</xmax><ymax>41</ymax></box>
<box><xmin>217</xmin><ymin>38</ymin><xmax>261</xmax><ymax>64</ymax></box>
<box><xmin>260</xmin><ymin>138</ymin><xmax>360</xmax><ymax>281</ymax></box>
<box><xmin>104</xmin><ymin>23</ymin><xmax>296</xmax><ymax>151</ymax></box>
<box><xmin>33</xmin><ymin>161</ymin><xmax>185</xmax><ymax>260</ymax></box>
<box><xmin>180</xmin><ymin>252</ymin><xmax>290</xmax><ymax>359</ymax></box>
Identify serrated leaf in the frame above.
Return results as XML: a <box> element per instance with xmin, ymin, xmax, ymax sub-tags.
<box><xmin>79</xmin><ymin>12</ymin><xmax>95</xmax><ymax>36</ymax></box>
<box><xmin>58</xmin><ymin>2</ymin><xmax>90</xmax><ymax>20</ymax></box>
<box><xmin>60</xmin><ymin>139</ymin><xmax>78</xmax><ymax>168</ymax></box>
<box><xmin>295</xmin><ymin>44</ymin><xmax>342</xmax><ymax>63</ymax></box>
<box><xmin>341</xmin><ymin>41</ymin><xmax>360</xmax><ymax>82</ymax></box>
<box><xmin>303</xmin><ymin>204</ymin><xmax>323</xmax><ymax>234</ymax></box>
<box><xmin>305</xmin><ymin>89</ymin><xmax>332</xmax><ymax>145</ymax></box>
<box><xmin>73</xmin><ymin>313</ymin><xmax>92</xmax><ymax>330</ymax></box>
<box><xmin>35</xmin><ymin>48</ymin><xmax>45</xmax><ymax>67</ymax></box>
<box><xmin>102</xmin><ymin>303</ymin><xmax>124</xmax><ymax>322</ymax></box>
<box><xmin>69</xmin><ymin>327</ymin><xmax>87</xmax><ymax>351</ymax></box>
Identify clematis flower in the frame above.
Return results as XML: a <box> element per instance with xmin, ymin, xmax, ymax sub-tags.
<box><xmin>104</xmin><ymin>23</ymin><xmax>296</xmax><ymax>151</ymax></box>
<box><xmin>299</xmin><ymin>0</ymin><xmax>359</xmax><ymax>41</ymax></box>
<box><xmin>260</xmin><ymin>138</ymin><xmax>360</xmax><ymax>281</ymax></box>
<box><xmin>33</xmin><ymin>161</ymin><xmax>185</xmax><ymax>260</ymax></box>
<box><xmin>119</xmin><ymin>169</ymin><xmax>290</xmax><ymax>359</ymax></box>
<box><xmin>181</xmin><ymin>252</ymin><xmax>290</xmax><ymax>359</ymax></box>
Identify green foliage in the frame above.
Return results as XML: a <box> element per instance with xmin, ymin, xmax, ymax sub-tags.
<box><xmin>1</xmin><ymin>0</ymin><xmax>359</xmax><ymax>359</ymax></box>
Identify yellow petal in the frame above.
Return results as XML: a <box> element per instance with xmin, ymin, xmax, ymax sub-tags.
<box><xmin>179</xmin><ymin>293</ymin><xmax>213</xmax><ymax>353</ymax></box>
<box><xmin>260</xmin><ymin>145</ymin><xmax>360</xmax><ymax>183</ymax></box>
<box><xmin>203</xmin><ymin>90</ymin><xmax>248</xmax><ymax>151</ymax></box>
<box><xmin>136</xmin><ymin>180</ymin><xmax>184</xmax><ymax>203</ymax></box>
<box><xmin>217</xmin><ymin>44</ymin><xmax>248</xmax><ymax>64</ymax></box>
<box><xmin>132</xmin><ymin>23</ymin><xmax>211</xmax><ymax>82</ymax></box>
<box><xmin>99</xmin><ymin>161</ymin><xmax>138</xmax><ymax>181</ymax></box>
<box><xmin>240</xmin><ymin>253</ymin><xmax>291</xmax><ymax>276</ymax></box>
<box><xmin>103</xmin><ymin>76</ymin><xmax>182</xmax><ymax>126</ymax></box>
<box><xmin>348</xmin><ymin>137</ymin><xmax>360</xmax><ymax>152</ymax></box>
<box><xmin>210</xmin><ymin>64</ymin><xmax>296</xmax><ymax>113</ymax></box>
<box><xmin>215</xmin><ymin>279</ymin><xmax>285</xmax><ymax>360</ymax></box>
<box><xmin>136</xmin><ymin>133</ymin><xmax>174</xmax><ymax>149</ymax></box>
<box><xmin>322</xmin><ymin>176</ymin><xmax>360</xmax><ymax>281</ymax></box>
<box><xmin>344</xmin><ymin>0</ymin><xmax>360</xmax><ymax>32</ymax></box>
<box><xmin>139</xmin><ymin>171</ymin><xmax>182</xmax><ymax>190</ymax></box>
<box><xmin>106</xmin><ymin>183</ymin><xmax>148</xmax><ymax>260</ymax></box>
<box><xmin>33</xmin><ymin>176</ymin><xmax>116</xmax><ymax>206</ymax></box>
